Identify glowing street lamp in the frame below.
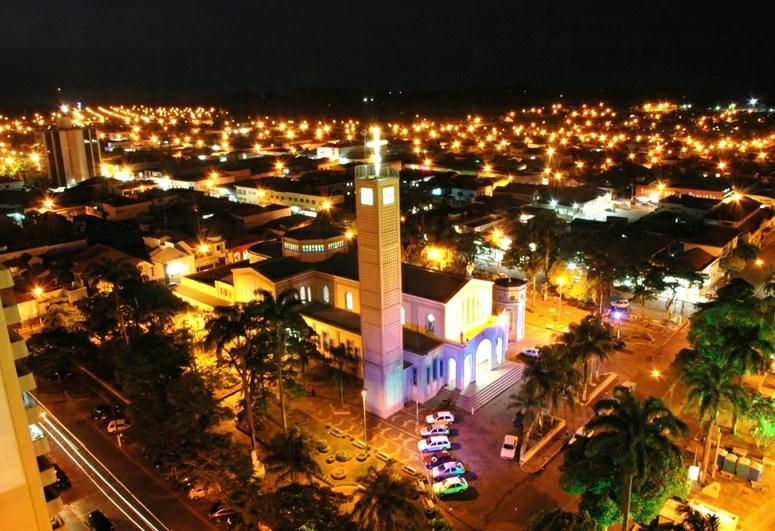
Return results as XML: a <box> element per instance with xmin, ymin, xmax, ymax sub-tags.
<box><xmin>361</xmin><ymin>388</ymin><xmax>368</xmax><ymax>447</ymax></box>
<box><xmin>612</xmin><ymin>311</ymin><xmax>622</xmax><ymax>339</ymax></box>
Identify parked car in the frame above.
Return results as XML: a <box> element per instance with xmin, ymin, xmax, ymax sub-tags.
<box><xmin>91</xmin><ymin>404</ymin><xmax>124</xmax><ymax>421</ymax></box>
<box><xmin>106</xmin><ymin>419</ymin><xmax>131</xmax><ymax>434</ymax></box>
<box><xmin>500</xmin><ymin>435</ymin><xmax>518</xmax><ymax>460</ymax></box>
<box><xmin>519</xmin><ymin>347</ymin><xmax>541</xmax><ymax>358</ymax></box>
<box><xmin>188</xmin><ymin>484</ymin><xmax>218</xmax><ymax>500</ymax></box>
<box><xmin>568</xmin><ymin>424</ymin><xmax>593</xmax><ymax>446</ymax></box>
<box><xmin>612</xmin><ymin>338</ymin><xmax>626</xmax><ymax>350</ymax></box>
<box><xmin>425</xmin><ymin>410</ymin><xmax>455</xmax><ymax>424</ymax></box>
<box><xmin>43</xmin><ymin>367</ymin><xmax>73</xmax><ymax>382</ymax></box>
<box><xmin>432</xmin><ymin>476</ymin><xmax>468</xmax><ymax>497</ymax></box>
<box><xmin>85</xmin><ymin>510</ymin><xmax>114</xmax><ymax>531</ymax></box>
<box><xmin>417</xmin><ymin>436</ymin><xmax>452</xmax><ymax>453</ymax></box>
<box><xmin>209</xmin><ymin>501</ymin><xmax>239</xmax><ymax>521</ymax></box>
<box><xmin>611</xmin><ymin>299</ymin><xmax>630</xmax><ymax>309</ymax></box>
<box><xmin>431</xmin><ymin>460</ymin><xmax>465</xmax><ymax>481</ymax></box>
<box><xmin>420</xmin><ymin>423</ymin><xmax>450</xmax><ymax>437</ymax></box>
<box><xmin>423</xmin><ymin>450</ymin><xmax>455</xmax><ymax>469</ymax></box>
<box><xmin>52</xmin><ymin>463</ymin><xmax>71</xmax><ymax>491</ymax></box>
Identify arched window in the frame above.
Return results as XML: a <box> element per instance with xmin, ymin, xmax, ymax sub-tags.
<box><xmin>345</xmin><ymin>291</ymin><xmax>353</xmax><ymax>310</ymax></box>
<box><xmin>306</xmin><ymin>286</ymin><xmax>312</xmax><ymax>303</ymax></box>
<box><xmin>323</xmin><ymin>286</ymin><xmax>330</xmax><ymax>304</ymax></box>
<box><xmin>426</xmin><ymin>314</ymin><xmax>435</xmax><ymax>335</ymax></box>
<box><xmin>299</xmin><ymin>286</ymin><xmax>306</xmax><ymax>303</ymax></box>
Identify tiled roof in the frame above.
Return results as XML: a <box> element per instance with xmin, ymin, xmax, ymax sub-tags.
<box><xmin>301</xmin><ymin>302</ymin><xmax>361</xmax><ymax>333</ymax></box>
<box><xmin>403</xmin><ymin>329</ymin><xmax>444</xmax><ymax>355</ymax></box>
<box><xmin>314</xmin><ymin>253</ymin><xmax>359</xmax><ymax>281</ymax></box>
<box><xmin>401</xmin><ymin>264</ymin><xmax>469</xmax><ymax>303</ymax></box>
<box><xmin>186</xmin><ymin>260</ymin><xmax>249</xmax><ymax>286</ymax></box>
<box><xmin>249</xmin><ymin>257</ymin><xmax>315</xmax><ymax>281</ymax></box>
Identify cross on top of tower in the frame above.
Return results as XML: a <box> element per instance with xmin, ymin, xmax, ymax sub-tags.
<box><xmin>366</xmin><ymin>127</ymin><xmax>388</xmax><ymax>176</ymax></box>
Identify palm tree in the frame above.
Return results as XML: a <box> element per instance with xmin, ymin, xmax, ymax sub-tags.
<box><xmin>264</xmin><ymin>425</ymin><xmax>322</xmax><ymax>485</ymax></box>
<box><xmin>85</xmin><ymin>257</ymin><xmax>141</xmax><ymax>344</ymax></box>
<box><xmin>721</xmin><ymin>324</ymin><xmax>771</xmax><ymax>377</ymax></box>
<box><xmin>682</xmin><ymin>361</ymin><xmax>747</xmax><ymax>483</ymax></box>
<box><xmin>561</xmin><ymin>316</ymin><xmax>615</xmax><ymax>402</ymax></box>
<box><xmin>255</xmin><ymin>288</ymin><xmax>303</xmax><ymax>434</ymax></box>
<box><xmin>327</xmin><ymin>343</ymin><xmax>359</xmax><ymax>405</ymax></box>
<box><xmin>508</xmin><ymin>380</ymin><xmax>545</xmax><ymax>459</ymax></box>
<box><xmin>586</xmin><ymin>394</ymin><xmax>688</xmax><ymax>531</ymax></box>
<box><xmin>351</xmin><ymin>464</ymin><xmax>421</xmax><ymax>531</ymax></box>
<box><xmin>529</xmin><ymin>209</ymin><xmax>565</xmax><ymax>278</ymax></box>
<box><xmin>287</xmin><ymin>328</ymin><xmax>322</xmax><ymax>391</ymax></box>
<box><xmin>206</xmin><ymin>303</ymin><xmax>263</xmax><ymax>453</ymax></box>
<box><xmin>524</xmin><ymin>344</ymin><xmax>581</xmax><ymax>419</ymax></box>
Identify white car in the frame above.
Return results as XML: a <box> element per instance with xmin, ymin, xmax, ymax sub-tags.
<box><xmin>426</xmin><ymin>411</ymin><xmax>455</xmax><ymax>424</ymax></box>
<box><xmin>420</xmin><ymin>423</ymin><xmax>450</xmax><ymax>437</ymax></box>
<box><xmin>418</xmin><ymin>436</ymin><xmax>452</xmax><ymax>453</ymax></box>
<box><xmin>106</xmin><ymin>419</ymin><xmax>131</xmax><ymax>433</ymax></box>
<box><xmin>500</xmin><ymin>434</ymin><xmax>518</xmax><ymax>460</ymax></box>
<box><xmin>611</xmin><ymin>299</ymin><xmax>630</xmax><ymax>309</ymax></box>
<box><xmin>519</xmin><ymin>347</ymin><xmax>541</xmax><ymax>358</ymax></box>
<box><xmin>431</xmin><ymin>460</ymin><xmax>465</xmax><ymax>481</ymax></box>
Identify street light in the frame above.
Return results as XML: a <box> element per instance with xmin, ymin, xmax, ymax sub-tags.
<box><xmin>612</xmin><ymin>311</ymin><xmax>622</xmax><ymax>339</ymax></box>
<box><xmin>557</xmin><ymin>278</ymin><xmax>564</xmax><ymax>326</ymax></box>
<box><xmin>361</xmin><ymin>389</ymin><xmax>368</xmax><ymax>448</ymax></box>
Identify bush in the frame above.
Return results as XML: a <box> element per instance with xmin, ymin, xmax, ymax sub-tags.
<box><xmin>315</xmin><ymin>439</ymin><xmax>330</xmax><ymax>453</ymax></box>
<box><xmin>325</xmin><ymin>456</ymin><xmax>336</xmax><ymax>464</ymax></box>
<box><xmin>331</xmin><ymin>467</ymin><xmax>347</xmax><ymax>480</ymax></box>
<box><xmin>335</xmin><ymin>450</ymin><xmax>353</xmax><ymax>462</ymax></box>
<box><xmin>356</xmin><ymin>452</ymin><xmax>369</xmax><ymax>462</ymax></box>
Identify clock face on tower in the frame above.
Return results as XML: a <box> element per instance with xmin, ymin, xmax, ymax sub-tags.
<box><xmin>360</xmin><ymin>187</ymin><xmax>374</xmax><ymax>206</ymax></box>
<box><xmin>382</xmin><ymin>185</ymin><xmax>395</xmax><ymax>205</ymax></box>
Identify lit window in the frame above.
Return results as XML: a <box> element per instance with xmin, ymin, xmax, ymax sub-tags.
<box><xmin>299</xmin><ymin>286</ymin><xmax>306</xmax><ymax>303</ymax></box>
<box><xmin>401</xmin><ymin>306</ymin><xmax>405</xmax><ymax>325</ymax></box>
<box><xmin>323</xmin><ymin>286</ymin><xmax>330</xmax><ymax>304</ymax></box>
<box><xmin>426</xmin><ymin>314</ymin><xmax>435</xmax><ymax>334</ymax></box>
<box><xmin>345</xmin><ymin>292</ymin><xmax>353</xmax><ymax>310</ymax></box>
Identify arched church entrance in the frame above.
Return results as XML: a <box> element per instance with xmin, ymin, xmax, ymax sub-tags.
<box><xmin>448</xmin><ymin>358</ymin><xmax>457</xmax><ymax>388</ymax></box>
<box><xmin>463</xmin><ymin>354</ymin><xmax>473</xmax><ymax>385</ymax></box>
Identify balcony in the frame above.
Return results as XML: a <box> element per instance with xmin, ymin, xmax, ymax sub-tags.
<box><xmin>15</xmin><ymin>360</ymin><xmax>37</xmax><ymax>393</ymax></box>
<box><xmin>0</xmin><ymin>265</ymin><xmax>13</xmax><ymax>289</ymax></box>
<box><xmin>3</xmin><ymin>302</ymin><xmax>20</xmax><ymax>326</ymax></box>
<box><xmin>44</xmin><ymin>486</ymin><xmax>64</xmax><ymax>516</ymax></box>
<box><xmin>37</xmin><ymin>455</ymin><xmax>56</xmax><ymax>487</ymax></box>
<box><xmin>9</xmin><ymin>327</ymin><xmax>29</xmax><ymax>361</ymax></box>
<box><xmin>29</xmin><ymin>424</ymin><xmax>51</xmax><ymax>456</ymax></box>
<box><xmin>23</xmin><ymin>392</ymin><xmax>44</xmax><ymax>424</ymax></box>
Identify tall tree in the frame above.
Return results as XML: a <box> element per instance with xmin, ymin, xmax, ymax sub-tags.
<box><xmin>206</xmin><ymin>303</ymin><xmax>263</xmax><ymax>453</ymax></box>
<box><xmin>255</xmin><ymin>288</ymin><xmax>304</xmax><ymax>434</ymax></box>
<box><xmin>85</xmin><ymin>257</ymin><xmax>142</xmax><ymax>344</ymax></box>
<box><xmin>351</xmin><ymin>464</ymin><xmax>422</xmax><ymax>531</ymax></box>
<box><xmin>508</xmin><ymin>379</ymin><xmax>545</xmax><ymax>460</ymax></box>
<box><xmin>327</xmin><ymin>343</ymin><xmax>359</xmax><ymax>405</ymax></box>
<box><xmin>264</xmin><ymin>425</ymin><xmax>322</xmax><ymax>485</ymax></box>
<box><xmin>681</xmin><ymin>360</ymin><xmax>747</xmax><ymax>483</ymax></box>
<box><xmin>524</xmin><ymin>344</ymin><xmax>581</xmax><ymax>419</ymax></box>
<box><xmin>562</xmin><ymin>316</ymin><xmax>615</xmax><ymax>402</ymax></box>
<box><xmin>584</xmin><ymin>394</ymin><xmax>688</xmax><ymax>531</ymax></box>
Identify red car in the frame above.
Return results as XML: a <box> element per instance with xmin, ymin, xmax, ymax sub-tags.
<box><xmin>423</xmin><ymin>450</ymin><xmax>455</xmax><ymax>469</ymax></box>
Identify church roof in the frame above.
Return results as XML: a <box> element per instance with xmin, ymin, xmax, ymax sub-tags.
<box><xmin>284</xmin><ymin>225</ymin><xmax>344</xmax><ymax>241</ymax></box>
<box><xmin>401</xmin><ymin>264</ymin><xmax>469</xmax><ymax>303</ymax></box>
<box><xmin>243</xmin><ymin>252</ymin><xmax>471</xmax><ymax>303</ymax></box>
<box><xmin>403</xmin><ymin>328</ymin><xmax>445</xmax><ymax>355</ymax></box>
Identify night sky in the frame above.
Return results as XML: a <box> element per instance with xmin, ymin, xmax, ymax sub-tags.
<box><xmin>4</xmin><ymin>1</ymin><xmax>775</xmax><ymax>107</ymax></box>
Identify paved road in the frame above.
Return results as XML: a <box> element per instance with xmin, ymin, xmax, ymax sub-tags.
<box><xmin>34</xmin><ymin>374</ymin><xmax>217</xmax><ymax>531</ymax></box>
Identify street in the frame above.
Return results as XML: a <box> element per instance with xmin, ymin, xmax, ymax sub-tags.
<box><xmin>33</xmin><ymin>375</ymin><xmax>216</xmax><ymax>531</ymax></box>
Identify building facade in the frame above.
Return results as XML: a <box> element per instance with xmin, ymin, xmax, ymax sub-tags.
<box><xmin>34</xmin><ymin>117</ymin><xmax>101</xmax><ymax>188</ymax></box>
<box><xmin>0</xmin><ymin>265</ymin><xmax>66</xmax><ymax>530</ymax></box>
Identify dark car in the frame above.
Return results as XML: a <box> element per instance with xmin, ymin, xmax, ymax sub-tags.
<box><xmin>613</xmin><ymin>338</ymin><xmax>626</xmax><ymax>350</ymax></box>
<box><xmin>90</xmin><ymin>404</ymin><xmax>124</xmax><ymax>421</ymax></box>
<box><xmin>86</xmin><ymin>510</ymin><xmax>114</xmax><ymax>531</ymax></box>
<box><xmin>43</xmin><ymin>367</ymin><xmax>73</xmax><ymax>382</ymax></box>
<box><xmin>52</xmin><ymin>463</ymin><xmax>71</xmax><ymax>491</ymax></box>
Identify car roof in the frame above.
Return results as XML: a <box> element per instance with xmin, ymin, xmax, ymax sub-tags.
<box><xmin>428</xmin><ymin>436</ymin><xmax>449</xmax><ymax>443</ymax></box>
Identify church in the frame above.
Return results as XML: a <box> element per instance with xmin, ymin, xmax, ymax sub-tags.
<box><xmin>174</xmin><ymin>132</ymin><xmax>527</xmax><ymax>418</ymax></box>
